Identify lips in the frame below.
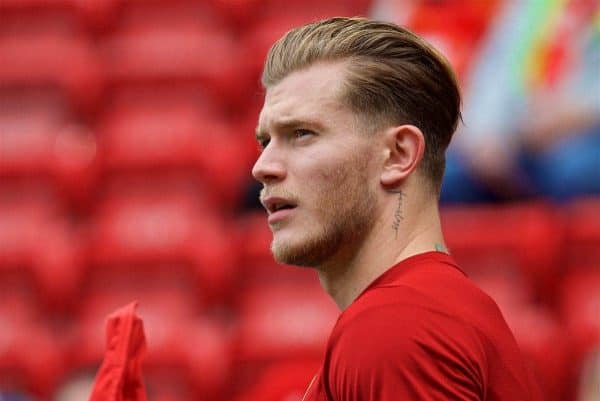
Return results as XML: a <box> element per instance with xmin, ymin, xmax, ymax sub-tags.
<box><xmin>261</xmin><ymin>196</ymin><xmax>297</xmax><ymax>215</ymax></box>
<box><xmin>261</xmin><ymin>196</ymin><xmax>298</xmax><ymax>224</ymax></box>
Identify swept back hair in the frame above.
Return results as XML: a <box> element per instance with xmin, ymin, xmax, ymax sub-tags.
<box><xmin>262</xmin><ymin>17</ymin><xmax>462</xmax><ymax>193</ymax></box>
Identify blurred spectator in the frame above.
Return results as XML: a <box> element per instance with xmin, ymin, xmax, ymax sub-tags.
<box><xmin>578</xmin><ymin>346</ymin><xmax>600</xmax><ymax>401</ymax></box>
<box><xmin>53</xmin><ymin>371</ymin><xmax>94</xmax><ymax>401</ymax></box>
<box><xmin>0</xmin><ymin>393</ymin><xmax>36</xmax><ymax>401</ymax></box>
<box><xmin>442</xmin><ymin>0</ymin><xmax>600</xmax><ymax>203</ymax></box>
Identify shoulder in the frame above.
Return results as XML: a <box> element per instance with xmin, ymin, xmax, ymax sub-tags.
<box><xmin>329</xmin><ymin>302</ymin><xmax>434</xmax><ymax>369</ymax></box>
<box><xmin>330</xmin><ymin>298</ymin><xmax>486</xmax><ymax>365</ymax></box>
<box><xmin>325</xmin><ymin>301</ymin><xmax>486</xmax><ymax>399</ymax></box>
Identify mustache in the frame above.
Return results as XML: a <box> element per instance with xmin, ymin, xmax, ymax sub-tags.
<box><xmin>259</xmin><ymin>188</ymin><xmax>298</xmax><ymax>203</ymax></box>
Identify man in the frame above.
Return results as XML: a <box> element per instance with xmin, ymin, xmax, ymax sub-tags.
<box><xmin>252</xmin><ymin>17</ymin><xmax>542</xmax><ymax>401</ymax></box>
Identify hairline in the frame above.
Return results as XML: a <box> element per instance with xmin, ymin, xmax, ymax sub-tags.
<box><xmin>263</xmin><ymin>58</ymin><xmax>394</xmax><ymax>132</ymax></box>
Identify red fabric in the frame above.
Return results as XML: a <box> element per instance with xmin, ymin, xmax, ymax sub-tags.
<box><xmin>89</xmin><ymin>301</ymin><xmax>148</xmax><ymax>401</ymax></box>
<box><xmin>303</xmin><ymin>252</ymin><xmax>543</xmax><ymax>401</ymax></box>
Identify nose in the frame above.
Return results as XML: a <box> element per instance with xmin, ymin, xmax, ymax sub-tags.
<box><xmin>252</xmin><ymin>145</ymin><xmax>287</xmax><ymax>185</ymax></box>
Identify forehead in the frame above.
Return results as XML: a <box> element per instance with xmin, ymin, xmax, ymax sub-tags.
<box><xmin>258</xmin><ymin>62</ymin><xmax>352</xmax><ymax>132</ymax></box>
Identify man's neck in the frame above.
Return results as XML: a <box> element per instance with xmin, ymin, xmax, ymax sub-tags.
<box><xmin>315</xmin><ymin>194</ymin><xmax>447</xmax><ymax>310</ymax></box>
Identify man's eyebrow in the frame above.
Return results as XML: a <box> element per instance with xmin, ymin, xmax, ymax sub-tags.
<box><xmin>255</xmin><ymin>118</ymin><xmax>326</xmax><ymax>141</ymax></box>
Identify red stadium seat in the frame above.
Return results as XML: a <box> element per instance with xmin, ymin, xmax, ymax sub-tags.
<box><xmin>0</xmin><ymin>91</ymin><xmax>66</xmax><ymax>180</ymax></box>
<box><xmin>0</xmin><ymin>90</ymin><xmax>98</xmax><ymax>207</ymax></box>
<box><xmin>237</xmin><ymin>283</ymin><xmax>337</xmax><ymax>362</ymax></box>
<box><xmin>0</xmin><ymin>33</ymin><xmax>102</xmax><ymax>111</ymax></box>
<box><xmin>564</xmin><ymin>197</ymin><xmax>600</xmax><ymax>269</ymax></box>
<box><xmin>85</xmin><ymin>186</ymin><xmax>237</xmax><ymax>302</ymax></box>
<box><xmin>235</xmin><ymin>358</ymin><xmax>322</xmax><ymax>401</ymax></box>
<box><xmin>234</xmin><ymin>281</ymin><xmax>338</xmax><ymax>384</ymax></box>
<box><xmin>101</xmin><ymin>27</ymin><xmax>236</xmax><ymax>88</ymax></box>
<box><xmin>0</xmin><ymin>293</ymin><xmax>37</xmax><ymax>320</ymax></box>
<box><xmin>213</xmin><ymin>0</ymin><xmax>268</xmax><ymax>30</ymax></box>
<box><xmin>0</xmin><ymin>0</ymin><xmax>115</xmax><ymax>32</ymax></box>
<box><xmin>0</xmin><ymin>1</ymin><xmax>80</xmax><ymax>37</ymax></box>
<box><xmin>109</xmin><ymin>0</ymin><xmax>226</xmax><ymax>31</ymax></box>
<box><xmin>261</xmin><ymin>0</ymin><xmax>371</xmax><ymax>18</ymax></box>
<box><xmin>219</xmin><ymin>0</ymin><xmax>371</xmax><ymax>29</ymax></box>
<box><xmin>96</xmin><ymin>96</ymin><xmax>250</xmax><ymax>211</ymax></box>
<box><xmin>0</xmin><ymin>317</ymin><xmax>66</xmax><ymax>399</ymax></box>
<box><xmin>100</xmin><ymin>2</ymin><xmax>244</xmax><ymax>107</ymax></box>
<box><xmin>0</xmin><ymin>191</ymin><xmax>82</xmax><ymax>310</ymax></box>
<box><xmin>441</xmin><ymin>202</ymin><xmax>563</xmax><ymax>305</ymax></box>
<box><xmin>560</xmin><ymin>269</ymin><xmax>600</xmax><ymax>357</ymax></box>
<box><xmin>98</xmin><ymin>101</ymin><xmax>208</xmax><ymax>171</ymax></box>
<box><xmin>0</xmin><ymin>0</ymin><xmax>77</xmax><ymax>13</ymax></box>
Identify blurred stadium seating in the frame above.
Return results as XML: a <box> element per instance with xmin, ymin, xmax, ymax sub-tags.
<box><xmin>0</xmin><ymin>0</ymin><xmax>598</xmax><ymax>400</ymax></box>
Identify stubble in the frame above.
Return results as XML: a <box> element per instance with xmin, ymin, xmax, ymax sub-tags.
<box><xmin>272</xmin><ymin>153</ymin><xmax>376</xmax><ymax>267</ymax></box>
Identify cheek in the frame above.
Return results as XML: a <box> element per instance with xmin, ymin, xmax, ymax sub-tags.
<box><xmin>295</xmin><ymin>145</ymin><xmax>373</xmax><ymax>215</ymax></box>
<box><xmin>311</xmin><ymin>163</ymin><xmax>364</xmax><ymax>213</ymax></box>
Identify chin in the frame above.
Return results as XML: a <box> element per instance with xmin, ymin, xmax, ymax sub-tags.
<box><xmin>270</xmin><ymin>222</ymin><xmax>344</xmax><ymax>268</ymax></box>
<box><xmin>271</xmin><ymin>233</ymin><xmax>308</xmax><ymax>265</ymax></box>
<box><xmin>272</xmin><ymin>247</ymin><xmax>316</xmax><ymax>267</ymax></box>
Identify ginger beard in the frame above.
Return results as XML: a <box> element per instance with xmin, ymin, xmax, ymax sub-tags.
<box><xmin>269</xmin><ymin>152</ymin><xmax>377</xmax><ymax>268</ymax></box>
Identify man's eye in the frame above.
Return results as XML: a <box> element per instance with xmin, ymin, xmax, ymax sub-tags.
<box><xmin>294</xmin><ymin>129</ymin><xmax>314</xmax><ymax>138</ymax></box>
<box><xmin>258</xmin><ymin>138</ymin><xmax>270</xmax><ymax>150</ymax></box>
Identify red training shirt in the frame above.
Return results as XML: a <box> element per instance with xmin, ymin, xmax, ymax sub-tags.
<box><xmin>302</xmin><ymin>251</ymin><xmax>542</xmax><ymax>401</ymax></box>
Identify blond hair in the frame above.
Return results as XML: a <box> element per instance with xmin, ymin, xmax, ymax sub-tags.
<box><xmin>262</xmin><ymin>17</ymin><xmax>462</xmax><ymax>193</ymax></box>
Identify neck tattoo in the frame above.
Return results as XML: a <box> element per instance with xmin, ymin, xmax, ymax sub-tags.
<box><xmin>391</xmin><ymin>190</ymin><xmax>406</xmax><ymax>239</ymax></box>
<box><xmin>435</xmin><ymin>243</ymin><xmax>449</xmax><ymax>253</ymax></box>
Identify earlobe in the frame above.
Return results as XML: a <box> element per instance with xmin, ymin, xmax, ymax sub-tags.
<box><xmin>380</xmin><ymin>124</ymin><xmax>425</xmax><ymax>188</ymax></box>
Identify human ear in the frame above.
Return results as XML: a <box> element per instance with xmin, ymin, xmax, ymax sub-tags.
<box><xmin>380</xmin><ymin>124</ymin><xmax>425</xmax><ymax>188</ymax></box>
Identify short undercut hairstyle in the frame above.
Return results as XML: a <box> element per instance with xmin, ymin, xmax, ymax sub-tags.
<box><xmin>262</xmin><ymin>17</ymin><xmax>462</xmax><ymax>194</ymax></box>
